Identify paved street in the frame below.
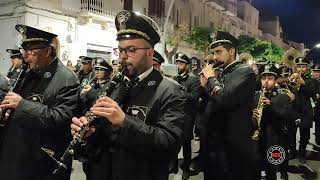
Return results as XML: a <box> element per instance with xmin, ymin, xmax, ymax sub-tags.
<box><xmin>71</xmin><ymin>126</ymin><xmax>320</xmax><ymax>180</ymax></box>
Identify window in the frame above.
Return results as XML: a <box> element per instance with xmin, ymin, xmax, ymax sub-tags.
<box><xmin>161</xmin><ymin>1</ymin><xmax>165</xmax><ymax>18</ymax></box>
<box><xmin>194</xmin><ymin>16</ymin><xmax>199</xmax><ymax>26</ymax></box>
<box><xmin>148</xmin><ymin>0</ymin><xmax>165</xmax><ymax>18</ymax></box>
<box><xmin>87</xmin><ymin>49</ymin><xmax>111</xmax><ymax>61</ymax></box>
<box><xmin>124</xmin><ymin>0</ymin><xmax>133</xmax><ymax>11</ymax></box>
<box><xmin>176</xmin><ymin>10</ymin><xmax>179</xmax><ymax>26</ymax></box>
<box><xmin>86</xmin><ymin>43</ymin><xmax>113</xmax><ymax>62</ymax></box>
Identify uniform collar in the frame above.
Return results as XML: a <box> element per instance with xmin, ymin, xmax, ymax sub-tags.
<box><xmin>179</xmin><ymin>70</ymin><xmax>188</xmax><ymax>77</ymax></box>
<box><xmin>137</xmin><ymin>66</ymin><xmax>153</xmax><ymax>82</ymax></box>
<box><xmin>130</xmin><ymin>68</ymin><xmax>163</xmax><ymax>89</ymax></box>
<box><xmin>222</xmin><ymin>60</ymin><xmax>242</xmax><ymax>74</ymax></box>
<box><xmin>32</xmin><ymin>57</ymin><xmax>58</xmax><ymax>79</ymax></box>
<box><xmin>98</xmin><ymin>79</ymin><xmax>108</xmax><ymax>84</ymax></box>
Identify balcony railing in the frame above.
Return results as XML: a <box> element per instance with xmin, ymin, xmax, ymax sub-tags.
<box><xmin>206</xmin><ymin>0</ymin><xmax>225</xmax><ymax>10</ymax></box>
<box><xmin>207</xmin><ymin>0</ymin><xmax>237</xmax><ymax>16</ymax></box>
<box><xmin>80</xmin><ymin>0</ymin><xmax>117</xmax><ymax>17</ymax></box>
<box><xmin>210</xmin><ymin>0</ymin><xmax>225</xmax><ymax>8</ymax></box>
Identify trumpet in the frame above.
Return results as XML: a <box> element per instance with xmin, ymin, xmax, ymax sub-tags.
<box><xmin>276</xmin><ymin>82</ymin><xmax>292</xmax><ymax>95</ymax></box>
<box><xmin>288</xmin><ymin>72</ymin><xmax>303</xmax><ymax>90</ymax></box>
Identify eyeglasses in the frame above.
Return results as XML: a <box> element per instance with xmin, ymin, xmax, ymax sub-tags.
<box><xmin>20</xmin><ymin>48</ymin><xmax>34</xmax><ymax>55</ymax></box>
<box><xmin>113</xmin><ymin>46</ymin><xmax>150</xmax><ymax>57</ymax></box>
<box><xmin>19</xmin><ymin>47</ymin><xmax>43</xmax><ymax>55</ymax></box>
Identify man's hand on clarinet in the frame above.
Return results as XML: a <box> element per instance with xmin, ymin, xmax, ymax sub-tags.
<box><xmin>70</xmin><ymin>116</ymin><xmax>96</xmax><ymax>138</ymax></box>
<box><xmin>91</xmin><ymin>96</ymin><xmax>125</xmax><ymax>127</ymax></box>
<box><xmin>0</xmin><ymin>91</ymin><xmax>22</xmax><ymax>110</ymax></box>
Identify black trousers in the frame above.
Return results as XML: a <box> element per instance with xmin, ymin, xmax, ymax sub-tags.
<box><xmin>314</xmin><ymin>106</ymin><xmax>320</xmax><ymax>144</ymax></box>
<box><xmin>290</xmin><ymin>125</ymin><xmax>311</xmax><ymax>154</ymax></box>
<box><xmin>203</xmin><ymin>151</ymin><xmax>233</xmax><ymax>180</ymax></box>
<box><xmin>182</xmin><ymin>140</ymin><xmax>192</xmax><ymax>170</ymax></box>
<box><xmin>288</xmin><ymin>126</ymin><xmax>297</xmax><ymax>153</ymax></box>
<box><xmin>298</xmin><ymin>126</ymin><xmax>311</xmax><ymax>153</ymax></box>
<box><xmin>83</xmin><ymin>151</ymin><xmax>111</xmax><ymax>180</ymax></box>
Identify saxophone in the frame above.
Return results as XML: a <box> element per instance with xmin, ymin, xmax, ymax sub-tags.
<box><xmin>252</xmin><ymin>86</ymin><xmax>266</xmax><ymax>141</ymax></box>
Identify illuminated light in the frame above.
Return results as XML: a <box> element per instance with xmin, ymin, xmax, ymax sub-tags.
<box><xmin>134</xmin><ymin>11</ymin><xmax>142</xmax><ymax>16</ymax></box>
<box><xmin>272</xmin><ymin>152</ymin><xmax>281</xmax><ymax>158</ymax></box>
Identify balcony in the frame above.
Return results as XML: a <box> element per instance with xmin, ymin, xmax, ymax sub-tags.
<box><xmin>206</xmin><ymin>0</ymin><xmax>237</xmax><ymax>16</ymax></box>
<box><xmin>224</xmin><ymin>1</ymin><xmax>237</xmax><ymax>16</ymax></box>
<box><xmin>79</xmin><ymin>0</ymin><xmax>118</xmax><ymax>22</ymax></box>
<box><xmin>206</xmin><ymin>0</ymin><xmax>225</xmax><ymax>11</ymax></box>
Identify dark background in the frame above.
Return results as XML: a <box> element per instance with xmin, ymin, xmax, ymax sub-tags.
<box><xmin>252</xmin><ymin>0</ymin><xmax>320</xmax><ymax>48</ymax></box>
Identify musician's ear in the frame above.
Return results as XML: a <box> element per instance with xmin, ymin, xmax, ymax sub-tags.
<box><xmin>44</xmin><ymin>47</ymin><xmax>52</xmax><ymax>58</ymax></box>
<box><xmin>147</xmin><ymin>48</ymin><xmax>154</xmax><ymax>57</ymax></box>
<box><xmin>229</xmin><ymin>48</ymin><xmax>235</xmax><ymax>57</ymax></box>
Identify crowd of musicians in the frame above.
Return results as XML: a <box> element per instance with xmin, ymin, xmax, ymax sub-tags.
<box><xmin>0</xmin><ymin>10</ymin><xmax>319</xmax><ymax>180</ymax></box>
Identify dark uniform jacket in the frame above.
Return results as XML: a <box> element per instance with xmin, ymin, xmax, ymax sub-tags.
<box><xmin>177</xmin><ymin>72</ymin><xmax>200</xmax><ymax>140</ymax></box>
<box><xmin>254</xmin><ymin>89</ymin><xmax>296</xmax><ymax>152</ymax></box>
<box><xmin>0</xmin><ymin>58</ymin><xmax>80</xmax><ymax>180</ymax></box>
<box><xmin>203</xmin><ymin>61</ymin><xmax>256</xmax><ymax>180</ymax></box>
<box><xmin>94</xmin><ymin>69</ymin><xmax>185</xmax><ymax>180</ymax></box>
<box><xmin>80</xmin><ymin>80</ymin><xmax>109</xmax><ymax>112</ymax></box>
<box><xmin>298</xmin><ymin>74</ymin><xmax>319</xmax><ymax>128</ymax></box>
<box><xmin>253</xmin><ymin>89</ymin><xmax>296</xmax><ymax>179</ymax></box>
<box><xmin>77</xmin><ymin>70</ymin><xmax>95</xmax><ymax>88</ymax></box>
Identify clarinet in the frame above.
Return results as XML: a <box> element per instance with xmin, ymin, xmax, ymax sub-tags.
<box><xmin>0</xmin><ymin>63</ymin><xmax>28</xmax><ymax>126</ymax></box>
<box><xmin>80</xmin><ymin>77</ymin><xmax>97</xmax><ymax>98</ymax></box>
<box><xmin>50</xmin><ymin>66</ymin><xmax>131</xmax><ymax>174</ymax></box>
<box><xmin>6</xmin><ymin>65</ymin><xmax>14</xmax><ymax>78</ymax></box>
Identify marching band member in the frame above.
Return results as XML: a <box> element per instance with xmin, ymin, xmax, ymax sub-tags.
<box><xmin>0</xmin><ymin>24</ymin><xmax>79</xmax><ymax>180</ymax></box>
<box><xmin>200</xmin><ymin>31</ymin><xmax>256</xmax><ymax>180</ymax></box>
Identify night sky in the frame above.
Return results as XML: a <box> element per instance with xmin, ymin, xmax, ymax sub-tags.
<box><xmin>252</xmin><ymin>0</ymin><xmax>320</xmax><ymax>48</ymax></box>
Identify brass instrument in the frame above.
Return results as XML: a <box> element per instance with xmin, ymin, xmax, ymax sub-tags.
<box><xmin>252</xmin><ymin>87</ymin><xmax>266</xmax><ymax>141</ymax></box>
<box><xmin>276</xmin><ymin>82</ymin><xmax>297</xmax><ymax>102</ymax></box>
<box><xmin>277</xmin><ymin>82</ymin><xmax>292</xmax><ymax>95</ymax></box>
<box><xmin>288</xmin><ymin>72</ymin><xmax>303</xmax><ymax>90</ymax></box>
<box><xmin>283</xmin><ymin>48</ymin><xmax>302</xmax><ymax>70</ymax></box>
<box><xmin>239</xmin><ymin>53</ymin><xmax>254</xmax><ymax>65</ymax></box>
<box><xmin>46</xmin><ymin>66</ymin><xmax>131</xmax><ymax>174</ymax></box>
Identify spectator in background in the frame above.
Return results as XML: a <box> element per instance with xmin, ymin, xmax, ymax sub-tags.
<box><xmin>66</xmin><ymin>60</ymin><xmax>76</xmax><ymax>72</ymax></box>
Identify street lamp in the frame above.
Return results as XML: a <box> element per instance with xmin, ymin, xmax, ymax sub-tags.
<box><xmin>134</xmin><ymin>11</ymin><xmax>163</xmax><ymax>43</ymax></box>
<box><xmin>163</xmin><ymin>0</ymin><xmax>175</xmax><ymax>62</ymax></box>
<box><xmin>305</xmin><ymin>43</ymin><xmax>320</xmax><ymax>64</ymax></box>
